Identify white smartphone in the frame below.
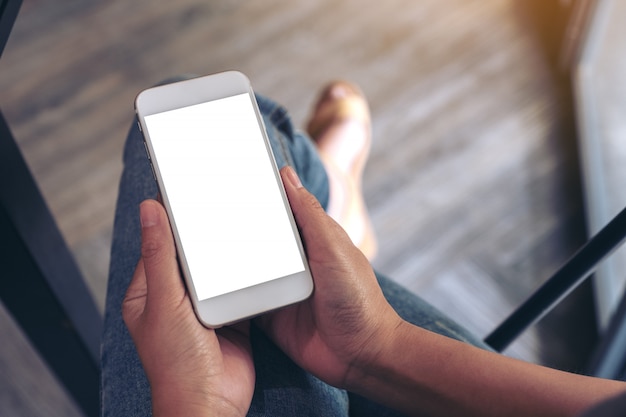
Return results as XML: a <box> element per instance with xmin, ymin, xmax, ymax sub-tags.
<box><xmin>134</xmin><ymin>71</ymin><xmax>313</xmax><ymax>328</ymax></box>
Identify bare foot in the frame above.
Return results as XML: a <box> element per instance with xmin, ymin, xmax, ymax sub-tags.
<box><xmin>306</xmin><ymin>81</ymin><xmax>378</xmax><ymax>260</ymax></box>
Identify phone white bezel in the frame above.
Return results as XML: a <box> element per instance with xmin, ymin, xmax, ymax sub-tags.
<box><xmin>135</xmin><ymin>71</ymin><xmax>313</xmax><ymax>328</ymax></box>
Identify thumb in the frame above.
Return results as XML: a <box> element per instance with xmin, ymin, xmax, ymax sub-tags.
<box><xmin>280</xmin><ymin>166</ymin><xmax>357</xmax><ymax>264</ymax></box>
<box><xmin>138</xmin><ymin>199</ymin><xmax>187</xmax><ymax>312</ymax></box>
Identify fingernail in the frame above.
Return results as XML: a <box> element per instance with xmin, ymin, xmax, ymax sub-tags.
<box><xmin>285</xmin><ymin>166</ymin><xmax>303</xmax><ymax>189</ymax></box>
<box><xmin>140</xmin><ymin>200</ymin><xmax>159</xmax><ymax>228</ymax></box>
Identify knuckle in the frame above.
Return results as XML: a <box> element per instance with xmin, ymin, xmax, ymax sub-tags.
<box><xmin>298</xmin><ymin>189</ymin><xmax>323</xmax><ymax>214</ymax></box>
<box><xmin>141</xmin><ymin>236</ymin><xmax>162</xmax><ymax>261</ymax></box>
<box><xmin>307</xmin><ymin>194</ymin><xmax>323</xmax><ymax>211</ymax></box>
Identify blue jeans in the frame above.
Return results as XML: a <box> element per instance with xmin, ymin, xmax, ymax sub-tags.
<box><xmin>100</xmin><ymin>93</ymin><xmax>490</xmax><ymax>416</ymax></box>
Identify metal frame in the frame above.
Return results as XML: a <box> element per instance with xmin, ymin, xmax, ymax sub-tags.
<box><xmin>0</xmin><ymin>0</ymin><xmax>20</xmax><ymax>56</ymax></box>
<box><xmin>485</xmin><ymin>205</ymin><xmax>626</xmax><ymax>352</ymax></box>
<box><xmin>571</xmin><ymin>0</ymin><xmax>625</xmax><ymax>330</ymax></box>
<box><xmin>485</xmin><ymin>0</ymin><xmax>626</xmax><ymax>380</ymax></box>
<box><xmin>0</xmin><ymin>0</ymin><xmax>102</xmax><ymax>415</ymax></box>
<box><xmin>572</xmin><ymin>0</ymin><xmax>626</xmax><ymax>379</ymax></box>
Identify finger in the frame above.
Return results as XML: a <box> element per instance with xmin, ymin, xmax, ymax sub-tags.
<box><xmin>122</xmin><ymin>259</ymin><xmax>148</xmax><ymax>331</ymax></box>
<box><xmin>126</xmin><ymin>259</ymin><xmax>147</xmax><ymax>301</ymax></box>
<box><xmin>139</xmin><ymin>199</ymin><xmax>186</xmax><ymax>310</ymax></box>
<box><xmin>280</xmin><ymin>166</ymin><xmax>358</xmax><ymax>261</ymax></box>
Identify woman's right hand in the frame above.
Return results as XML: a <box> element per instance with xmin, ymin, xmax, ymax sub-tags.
<box><xmin>264</xmin><ymin>167</ymin><xmax>626</xmax><ymax>417</ymax></box>
<box><xmin>257</xmin><ymin>166</ymin><xmax>403</xmax><ymax>389</ymax></box>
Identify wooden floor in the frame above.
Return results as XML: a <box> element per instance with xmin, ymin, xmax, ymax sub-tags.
<box><xmin>0</xmin><ymin>0</ymin><xmax>597</xmax><ymax>415</ymax></box>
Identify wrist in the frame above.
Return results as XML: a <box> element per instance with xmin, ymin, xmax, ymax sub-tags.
<box><xmin>344</xmin><ymin>313</ymin><xmax>408</xmax><ymax>393</ymax></box>
<box><xmin>151</xmin><ymin>382</ymin><xmax>246</xmax><ymax>417</ymax></box>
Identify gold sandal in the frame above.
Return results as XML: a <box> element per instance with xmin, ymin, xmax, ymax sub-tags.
<box><xmin>305</xmin><ymin>81</ymin><xmax>378</xmax><ymax>260</ymax></box>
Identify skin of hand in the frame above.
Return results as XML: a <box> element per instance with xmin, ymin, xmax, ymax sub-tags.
<box><xmin>257</xmin><ymin>166</ymin><xmax>405</xmax><ymax>389</ymax></box>
<box><xmin>121</xmin><ymin>166</ymin><xmax>626</xmax><ymax>417</ymax></box>
<box><xmin>263</xmin><ymin>167</ymin><xmax>626</xmax><ymax>417</ymax></box>
<box><xmin>122</xmin><ymin>199</ymin><xmax>255</xmax><ymax>417</ymax></box>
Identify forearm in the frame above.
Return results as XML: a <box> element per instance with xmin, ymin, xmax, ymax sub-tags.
<box><xmin>347</xmin><ymin>320</ymin><xmax>626</xmax><ymax>417</ymax></box>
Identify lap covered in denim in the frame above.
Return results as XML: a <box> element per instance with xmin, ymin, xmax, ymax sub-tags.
<box><xmin>100</xmin><ymin>90</ymin><xmax>488</xmax><ymax>417</ymax></box>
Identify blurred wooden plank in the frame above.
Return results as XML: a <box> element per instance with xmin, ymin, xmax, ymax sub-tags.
<box><xmin>0</xmin><ymin>0</ymin><xmax>596</xmax><ymax>414</ymax></box>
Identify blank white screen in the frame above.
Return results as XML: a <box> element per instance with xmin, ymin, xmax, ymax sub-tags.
<box><xmin>144</xmin><ymin>93</ymin><xmax>305</xmax><ymax>301</ymax></box>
